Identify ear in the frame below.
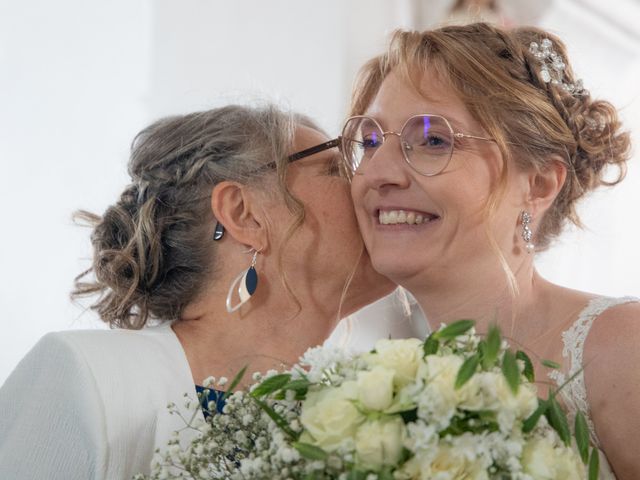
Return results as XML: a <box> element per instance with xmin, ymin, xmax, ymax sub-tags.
<box><xmin>210</xmin><ymin>181</ymin><xmax>268</xmax><ymax>251</ymax></box>
<box><xmin>525</xmin><ymin>156</ymin><xmax>567</xmax><ymax>217</ymax></box>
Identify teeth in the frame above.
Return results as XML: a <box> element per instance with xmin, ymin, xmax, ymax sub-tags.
<box><xmin>378</xmin><ymin>210</ymin><xmax>435</xmax><ymax>225</ymax></box>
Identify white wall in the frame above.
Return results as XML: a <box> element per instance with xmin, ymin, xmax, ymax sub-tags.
<box><xmin>1</xmin><ymin>0</ymin><xmax>639</xmax><ymax>384</ymax></box>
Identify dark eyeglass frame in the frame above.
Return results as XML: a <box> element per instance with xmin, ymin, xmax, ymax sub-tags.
<box><xmin>260</xmin><ymin>138</ymin><xmax>342</xmax><ymax>171</ymax></box>
<box><xmin>340</xmin><ymin>114</ymin><xmax>495</xmax><ymax>177</ymax></box>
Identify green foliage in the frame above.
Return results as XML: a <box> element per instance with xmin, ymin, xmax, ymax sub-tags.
<box><xmin>250</xmin><ymin>373</ymin><xmax>292</xmax><ymax>399</ymax></box>
<box><xmin>292</xmin><ymin>442</ymin><xmax>328</xmax><ymax>460</ymax></box>
<box><xmin>501</xmin><ymin>351</ymin><xmax>520</xmax><ymax>394</ymax></box>
<box><xmin>251</xmin><ymin>396</ymin><xmax>298</xmax><ymax>440</ymax></box>
<box><xmin>433</xmin><ymin>319</ymin><xmax>475</xmax><ymax>341</ymax></box>
<box><xmin>545</xmin><ymin>395</ymin><xmax>571</xmax><ymax>446</ymax></box>
<box><xmin>455</xmin><ymin>354</ymin><xmax>479</xmax><ymax>389</ymax></box>
<box><xmin>480</xmin><ymin>325</ymin><xmax>501</xmax><ymax>370</ymax></box>
<box><xmin>588</xmin><ymin>447</ymin><xmax>600</xmax><ymax>480</ymax></box>
<box><xmin>221</xmin><ymin>365</ymin><xmax>247</xmax><ymax>401</ymax></box>
<box><xmin>541</xmin><ymin>359</ymin><xmax>561</xmax><ymax>370</ymax></box>
<box><xmin>516</xmin><ymin>350</ymin><xmax>535</xmax><ymax>383</ymax></box>
<box><xmin>575</xmin><ymin>411</ymin><xmax>590</xmax><ymax>464</ymax></box>
<box><xmin>522</xmin><ymin>399</ymin><xmax>547</xmax><ymax>433</ymax></box>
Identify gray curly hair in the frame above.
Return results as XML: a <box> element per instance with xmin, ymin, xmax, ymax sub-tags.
<box><xmin>73</xmin><ymin>104</ymin><xmax>320</xmax><ymax>329</ymax></box>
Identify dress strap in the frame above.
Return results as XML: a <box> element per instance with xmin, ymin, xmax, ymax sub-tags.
<box><xmin>548</xmin><ymin>296</ymin><xmax>639</xmax><ymax>446</ymax></box>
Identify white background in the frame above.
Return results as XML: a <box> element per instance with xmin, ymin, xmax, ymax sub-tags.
<box><xmin>1</xmin><ymin>0</ymin><xmax>639</xmax><ymax>385</ymax></box>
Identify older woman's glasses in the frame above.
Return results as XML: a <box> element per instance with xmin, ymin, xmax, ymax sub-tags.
<box><xmin>340</xmin><ymin>114</ymin><xmax>495</xmax><ymax>177</ymax></box>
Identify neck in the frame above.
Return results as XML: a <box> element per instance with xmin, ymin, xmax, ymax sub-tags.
<box><xmin>172</xmin><ymin>276</ymin><xmax>341</xmax><ymax>386</ymax></box>
<box><xmin>407</xmin><ymin>256</ymin><xmax>555</xmax><ymax>343</ymax></box>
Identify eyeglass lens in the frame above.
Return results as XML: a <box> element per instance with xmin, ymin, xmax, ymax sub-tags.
<box><xmin>341</xmin><ymin>115</ymin><xmax>454</xmax><ymax>176</ymax></box>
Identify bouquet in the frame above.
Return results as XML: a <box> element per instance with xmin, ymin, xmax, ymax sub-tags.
<box><xmin>139</xmin><ymin>321</ymin><xmax>598</xmax><ymax>479</ymax></box>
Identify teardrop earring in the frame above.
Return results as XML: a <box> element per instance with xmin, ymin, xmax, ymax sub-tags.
<box><xmin>521</xmin><ymin>211</ymin><xmax>535</xmax><ymax>254</ymax></box>
<box><xmin>226</xmin><ymin>250</ymin><xmax>259</xmax><ymax>313</ymax></box>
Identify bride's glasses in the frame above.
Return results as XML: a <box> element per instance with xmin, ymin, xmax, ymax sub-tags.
<box><xmin>340</xmin><ymin>114</ymin><xmax>495</xmax><ymax>177</ymax></box>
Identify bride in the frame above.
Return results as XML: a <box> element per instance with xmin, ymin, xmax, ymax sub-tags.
<box><xmin>343</xmin><ymin>23</ymin><xmax>640</xmax><ymax>478</ymax></box>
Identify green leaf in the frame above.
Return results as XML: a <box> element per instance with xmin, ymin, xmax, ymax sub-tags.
<box><xmin>250</xmin><ymin>373</ymin><xmax>292</xmax><ymax>398</ymax></box>
<box><xmin>523</xmin><ymin>399</ymin><xmax>547</xmax><ymax>433</ymax></box>
<box><xmin>482</xmin><ymin>325</ymin><xmax>501</xmax><ymax>369</ymax></box>
<box><xmin>283</xmin><ymin>378</ymin><xmax>310</xmax><ymax>394</ymax></box>
<box><xmin>575</xmin><ymin>411</ymin><xmax>590</xmax><ymax>464</ymax></box>
<box><xmin>541</xmin><ymin>359</ymin><xmax>561</xmax><ymax>370</ymax></box>
<box><xmin>378</xmin><ymin>468</ymin><xmax>394</xmax><ymax>480</ymax></box>
<box><xmin>292</xmin><ymin>442</ymin><xmax>328</xmax><ymax>460</ymax></box>
<box><xmin>516</xmin><ymin>350</ymin><xmax>535</xmax><ymax>383</ymax></box>
<box><xmin>455</xmin><ymin>354</ymin><xmax>479</xmax><ymax>389</ymax></box>
<box><xmin>423</xmin><ymin>335</ymin><xmax>439</xmax><ymax>356</ymax></box>
<box><xmin>588</xmin><ymin>447</ymin><xmax>599</xmax><ymax>480</ymax></box>
<box><xmin>347</xmin><ymin>469</ymin><xmax>367</xmax><ymax>480</ymax></box>
<box><xmin>433</xmin><ymin>319</ymin><xmax>475</xmax><ymax>341</ymax></box>
<box><xmin>501</xmin><ymin>350</ymin><xmax>520</xmax><ymax>394</ymax></box>
<box><xmin>547</xmin><ymin>395</ymin><xmax>571</xmax><ymax>445</ymax></box>
<box><xmin>221</xmin><ymin>365</ymin><xmax>247</xmax><ymax>401</ymax></box>
<box><xmin>251</xmin><ymin>396</ymin><xmax>298</xmax><ymax>439</ymax></box>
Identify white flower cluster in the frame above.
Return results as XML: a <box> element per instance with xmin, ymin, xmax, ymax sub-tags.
<box><xmin>140</xmin><ymin>324</ymin><xmax>590</xmax><ymax>480</ymax></box>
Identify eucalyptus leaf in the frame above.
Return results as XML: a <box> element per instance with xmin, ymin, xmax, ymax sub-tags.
<box><xmin>516</xmin><ymin>350</ymin><xmax>535</xmax><ymax>383</ymax></box>
<box><xmin>547</xmin><ymin>395</ymin><xmax>571</xmax><ymax>445</ymax></box>
<box><xmin>292</xmin><ymin>442</ymin><xmax>328</xmax><ymax>460</ymax></box>
<box><xmin>501</xmin><ymin>350</ymin><xmax>520</xmax><ymax>394</ymax></box>
<box><xmin>250</xmin><ymin>373</ymin><xmax>292</xmax><ymax>398</ymax></box>
<box><xmin>455</xmin><ymin>354</ymin><xmax>479</xmax><ymax>389</ymax></box>
<box><xmin>541</xmin><ymin>359</ymin><xmax>561</xmax><ymax>370</ymax></box>
<box><xmin>423</xmin><ymin>335</ymin><xmax>439</xmax><ymax>356</ymax></box>
<box><xmin>482</xmin><ymin>325</ymin><xmax>501</xmax><ymax>369</ymax></box>
<box><xmin>575</xmin><ymin>411</ymin><xmax>590</xmax><ymax>464</ymax></box>
<box><xmin>522</xmin><ymin>399</ymin><xmax>547</xmax><ymax>433</ymax></box>
<box><xmin>221</xmin><ymin>365</ymin><xmax>247</xmax><ymax>401</ymax></box>
<box><xmin>433</xmin><ymin>319</ymin><xmax>475</xmax><ymax>341</ymax></box>
<box><xmin>588</xmin><ymin>447</ymin><xmax>599</xmax><ymax>480</ymax></box>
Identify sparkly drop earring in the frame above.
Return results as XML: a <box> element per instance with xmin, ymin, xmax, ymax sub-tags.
<box><xmin>521</xmin><ymin>211</ymin><xmax>535</xmax><ymax>254</ymax></box>
<box><xmin>226</xmin><ymin>250</ymin><xmax>259</xmax><ymax>313</ymax></box>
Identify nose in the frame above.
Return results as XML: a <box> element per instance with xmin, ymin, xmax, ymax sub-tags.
<box><xmin>356</xmin><ymin>132</ymin><xmax>411</xmax><ymax>191</ymax></box>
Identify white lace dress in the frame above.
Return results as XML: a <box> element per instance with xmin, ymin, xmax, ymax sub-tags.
<box><xmin>548</xmin><ymin>296</ymin><xmax>639</xmax><ymax>479</ymax></box>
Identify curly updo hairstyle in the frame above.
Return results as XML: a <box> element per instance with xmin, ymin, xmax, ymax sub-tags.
<box><xmin>73</xmin><ymin>104</ymin><xmax>318</xmax><ymax>329</ymax></box>
<box><xmin>350</xmin><ymin>22</ymin><xmax>631</xmax><ymax>250</ymax></box>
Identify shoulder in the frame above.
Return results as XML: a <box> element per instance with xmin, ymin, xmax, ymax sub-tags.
<box><xmin>38</xmin><ymin>323</ymin><xmax>182</xmax><ymax>365</ymax></box>
<box><xmin>582</xmin><ymin>298</ymin><xmax>640</xmax><ymax>474</ymax></box>
<box><xmin>585</xmin><ymin>297</ymin><xmax>640</xmax><ymax>354</ymax></box>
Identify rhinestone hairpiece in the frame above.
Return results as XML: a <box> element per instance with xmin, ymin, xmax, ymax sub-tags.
<box><xmin>529</xmin><ymin>38</ymin><xmax>587</xmax><ymax>97</ymax></box>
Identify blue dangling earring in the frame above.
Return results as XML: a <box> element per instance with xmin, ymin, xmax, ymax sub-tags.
<box><xmin>226</xmin><ymin>250</ymin><xmax>259</xmax><ymax>313</ymax></box>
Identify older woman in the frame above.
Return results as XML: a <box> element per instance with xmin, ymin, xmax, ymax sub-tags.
<box><xmin>0</xmin><ymin>104</ymin><xmax>394</xmax><ymax>479</ymax></box>
<box><xmin>344</xmin><ymin>23</ymin><xmax>639</xmax><ymax>479</ymax></box>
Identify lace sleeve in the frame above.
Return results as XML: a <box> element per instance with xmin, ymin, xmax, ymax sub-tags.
<box><xmin>548</xmin><ymin>296</ymin><xmax>639</xmax><ymax>447</ymax></box>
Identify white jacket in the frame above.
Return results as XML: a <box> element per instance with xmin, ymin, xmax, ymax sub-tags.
<box><xmin>0</xmin><ymin>323</ymin><xmax>202</xmax><ymax>480</ymax></box>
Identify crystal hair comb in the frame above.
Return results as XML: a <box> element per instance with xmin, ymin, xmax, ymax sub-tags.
<box><xmin>529</xmin><ymin>38</ymin><xmax>587</xmax><ymax>97</ymax></box>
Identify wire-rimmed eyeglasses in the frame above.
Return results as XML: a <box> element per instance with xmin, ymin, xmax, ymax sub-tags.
<box><xmin>340</xmin><ymin>114</ymin><xmax>495</xmax><ymax>177</ymax></box>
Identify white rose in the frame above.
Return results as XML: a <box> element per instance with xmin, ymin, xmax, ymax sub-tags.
<box><xmin>483</xmin><ymin>372</ymin><xmax>538</xmax><ymax>420</ymax></box>
<box><xmin>354</xmin><ymin>416</ymin><xmax>406</xmax><ymax>470</ymax></box>
<box><xmin>521</xmin><ymin>437</ymin><xmax>558</xmax><ymax>479</ymax></box>
<box><xmin>417</xmin><ymin>354</ymin><xmax>462</xmax><ymax>401</ymax></box>
<box><xmin>396</xmin><ymin>444</ymin><xmax>488</xmax><ymax>480</ymax></box>
<box><xmin>357</xmin><ymin>365</ymin><xmax>395</xmax><ymax>411</ymax></box>
<box><xmin>366</xmin><ymin>338</ymin><xmax>423</xmax><ymax>388</ymax></box>
<box><xmin>555</xmin><ymin>445</ymin><xmax>586</xmax><ymax>479</ymax></box>
<box><xmin>300</xmin><ymin>381</ymin><xmax>364</xmax><ymax>451</ymax></box>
